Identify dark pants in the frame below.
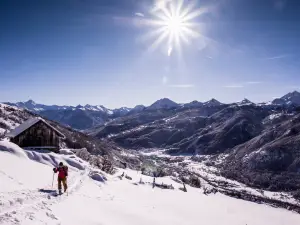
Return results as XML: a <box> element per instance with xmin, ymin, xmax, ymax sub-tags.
<box><xmin>58</xmin><ymin>177</ymin><xmax>67</xmax><ymax>192</ymax></box>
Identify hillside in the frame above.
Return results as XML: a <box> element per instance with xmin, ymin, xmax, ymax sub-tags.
<box><xmin>88</xmin><ymin>93</ymin><xmax>300</xmax><ymax>193</ymax></box>
<box><xmin>0</xmin><ymin>144</ymin><xmax>299</xmax><ymax>224</ymax></box>
<box><xmin>0</xmin><ymin>103</ymin><xmax>123</xmax><ymax>170</ymax></box>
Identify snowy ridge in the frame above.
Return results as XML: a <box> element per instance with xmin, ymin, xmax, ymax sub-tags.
<box><xmin>236</xmin><ymin>98</ymin><xmax>253</xmax><ymax>106</ymax></box>
<box><xmin>272</xmin><ymin>91</ymin><xmax>300</xmax><ymax>105</ymax></box>
<box><xmin>4</xmin><ymin>100</ymin><xmax>127</xmax><ymax>115</ymax></box>
<box><xmin>6</xmin><ymin>91</ymin><xmax>300</xmax><ymax>131</ymax></box>
<box><xmin>203</xmin><ymin>98</ymin><xmax>223</xmax><ymax>107</ymax></box>
<box><xmin>5</xmin><ymin>91</ymin><xmax>300</xmax><ymax>117</ymax></box>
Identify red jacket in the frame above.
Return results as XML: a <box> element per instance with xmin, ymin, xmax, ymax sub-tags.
<box><xmin>54</xmin><ymin>166</ymin><xmax>68</xmax><ymax>179</ymax></box>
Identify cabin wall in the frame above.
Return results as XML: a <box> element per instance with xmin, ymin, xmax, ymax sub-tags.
<box><xmin>11</xmin><ymin>121</ymin><xmax>61</xmax><ymax>149</ymax></box>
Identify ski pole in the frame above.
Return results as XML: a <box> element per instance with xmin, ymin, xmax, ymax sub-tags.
<box><xmin>52</xmin><ymin>172</ymin><xmax>55</xmax><ymax>188</ymax></box>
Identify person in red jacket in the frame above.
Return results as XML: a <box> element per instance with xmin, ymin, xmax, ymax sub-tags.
<box><xmin>53</xmin><ymin>162</ymin><xmax>68</xmax><ymax>194</ymax></box>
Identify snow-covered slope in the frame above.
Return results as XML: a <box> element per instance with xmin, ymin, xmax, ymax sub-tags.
<box><xmin>113</xmin><ymin>107</ymin><xmax>132</xmax><ymax>116</ymax></box>
<box><xmin>77</xmin><ymin>104</ymin><xmax>113</xmax><ymax>114</ymax></box>
<box><xmin>0</xmin><ymin>103</ymin><xmax>32</xmax><ymax>136</ymax></box>
<box><xmin>1</xmin><ymin>141</ymin><xmax>300</xmax><ymax>225</ymax></box>
<box><xmin>0</xmin><ymin>103</ymin><xmax>120</xmax><ymax>159</ymax></box>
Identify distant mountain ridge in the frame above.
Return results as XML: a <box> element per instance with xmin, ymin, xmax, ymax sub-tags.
<box><xmin>5</xmin><ymin>100</ymin><xmax>118</xmax><ymax>114</ymax></box>
<box><xmin>87</xmin><ymin>91</ymin><xmax>300</xmax><ymax>193</ymax></box>
<box><xmin>4</xmin><ymin>91</ymin><xmax>300</xmax><ymax>130</ymax></box>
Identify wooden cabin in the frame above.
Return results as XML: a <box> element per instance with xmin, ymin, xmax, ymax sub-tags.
<box><xmin>6</xmin><ymin>117</ymin><xmax>65</xmax><ymax>152</ymax></box>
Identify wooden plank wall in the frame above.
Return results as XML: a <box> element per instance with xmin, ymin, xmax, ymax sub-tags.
<box><xmin>11</xmin><ymin>121</ymin><xmax>60</xmax><ymax>148</ymax></box>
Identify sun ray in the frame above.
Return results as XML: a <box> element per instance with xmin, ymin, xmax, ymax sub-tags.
<box><xmin>182</xmin><ymin>7</ymin><xmax>208</xmax><ymax>22</ymax></box>
<box><xmin>181</xmin><ymin>27</ymin><xmax>200</xmax><ymax>39</ymax></box>
<box><xmin>178</xmin><ymin>30</ymin><xmax>190</xmax><ymax>45</ymax></box>
<box><xmin>179</xmin><ymin>1</ymin><xmax>196</xmax><ymax>19</ymax></box>
<box><xmin>148</xmin><ymin>30</ymin><xmax>169</xmax><ymax>52</ymax></box>
<box><xmin>176</xmin><ymin>0</ymin><xmax>184</xmax><ymax>17</ymax></box>
<box><xmin>170</xmin><ymin>2</ymin><xmax>177</xmax><ymax>18</ymax></box>
<box><xmin>138</xmin><ymin>26</ymin><xmax>167</xmax><ymax>43</ymax></box>
<box><xmin>161</xmin><ymin>4</ymin><xmax>172</xmax><ymax>19</ymax></box>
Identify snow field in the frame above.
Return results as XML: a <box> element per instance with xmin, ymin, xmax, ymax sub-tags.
<box><xmin>0</xmin><ymin>141</ymin><xmax>300</xmax><ymax>225</ymax></box>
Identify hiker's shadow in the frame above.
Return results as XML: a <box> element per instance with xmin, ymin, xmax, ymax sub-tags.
<box><xmin>39</xmin><ymin>189</ymin><xmax>56</xmax><ymax>194</ymax></box>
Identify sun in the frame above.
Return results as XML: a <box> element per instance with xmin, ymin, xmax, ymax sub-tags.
<box><xmin>140</xmin><ymin>0</ymin><xmax>207</xmax><ymax>56</ymax></box>
<box><xmin>165</xmin><ymin>15</ymin><xmax>184</xmax><ymax>34</ymax></box>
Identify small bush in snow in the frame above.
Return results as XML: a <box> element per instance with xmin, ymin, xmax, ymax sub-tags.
<box><xmin>189</xmin><ymin>176</ymin><xmax>201</xmax><ymax>188</ymax></box>
<box><xmin>139</xmin><ymin>178</ymin><xmax>145</xmax><ymax>184</ymax></box>
<box><xmin>203</xmin><ymin>187</ymin><xmax>218</xmax><ymax>195</ymax></box>
<box><xmin>154</xmin><ymin>182</ymin><xmax>174</xmax><ymax>190</ymax></box>
<box><xmin>293</xmin><ymin>190</ymin><xmax>300</xmax><ymax>200</ymax></box>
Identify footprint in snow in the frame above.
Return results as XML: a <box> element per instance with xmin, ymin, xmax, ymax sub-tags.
<box><xmin>46</xmin><ymin>212</ymin><xmax>58</xmax><ymax>220</ymax></box>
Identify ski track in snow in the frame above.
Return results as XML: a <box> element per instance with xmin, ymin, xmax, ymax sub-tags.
<box><xmin>0</xmin><ymin>169</ymin><xmax>88</xmax><ymax>224</ymax></box>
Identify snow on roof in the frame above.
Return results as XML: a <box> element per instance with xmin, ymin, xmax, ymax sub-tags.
<box><xmin>6</xmin><ymin>117</ymin><xmax>65</xmax><ymax>138</ymax></box>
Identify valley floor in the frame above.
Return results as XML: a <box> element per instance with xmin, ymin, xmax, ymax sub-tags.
<box><xmin>1</xmin><ymin>143</ymin><xmax>300</xmax><ymax>225</ymax></box>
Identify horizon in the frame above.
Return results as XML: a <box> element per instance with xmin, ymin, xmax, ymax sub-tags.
<box><xmin>1</xmin><ymin>0</ymin><xmax>300</xmax><ymax>108</ymax></box>
<box><xmin>5</xmin><ymin>89</ymin><xmax>299</xmax><ymax>109</ymax></box>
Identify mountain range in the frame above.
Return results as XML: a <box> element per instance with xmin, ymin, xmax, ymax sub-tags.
<box><xmin>86</xmin><ymin>91</ymin><xmax>300</xmax><ymax>193</ymax></box>
<box><xmin>4</xmin><ymin>91</ymin><xmax>300</xmax><ymax>130</ymax></box>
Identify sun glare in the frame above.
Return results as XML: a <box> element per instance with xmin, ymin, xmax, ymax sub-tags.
<box><xmin>166</xmin><ymin>15</ymin><xmax>184</xmax><ymax>34</ymax></box>
<box><xmin>140</xmin><ymin>0</ymin><xmax>206</xmax><ymax>56</ymax></box>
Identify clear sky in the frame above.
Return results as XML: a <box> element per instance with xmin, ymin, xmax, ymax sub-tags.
<box><xmin>0</xmin><ymin>0</ymin><xmax>300</xmax><ymax>108</ymax></box>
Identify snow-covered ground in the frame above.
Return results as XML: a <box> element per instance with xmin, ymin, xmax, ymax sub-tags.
<box><xmin>1</xmin><ymin>141</ymin><xmax>300</xmax><ymax>225</ymax></box>
<box><xmin>140</xmin><ymin>150</ymin><xmax>300</xmax><ymax>206</ymax></box>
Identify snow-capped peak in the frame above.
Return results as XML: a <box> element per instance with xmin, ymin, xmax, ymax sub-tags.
<box><xmin>112</xmin><ymin>107</ymin><xmax>132</xmax><ymax>116</ymax></box>
<box><xmin>237</xmin><ymin>98</ymin><xmax>253</xmax><ymax>105</ymax></box>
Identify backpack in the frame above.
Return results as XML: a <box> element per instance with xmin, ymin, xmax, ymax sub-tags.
<box><xmin>63</xmin><ymin>166</ymin><xmax>68</xmax><ymax>177</ymax></box>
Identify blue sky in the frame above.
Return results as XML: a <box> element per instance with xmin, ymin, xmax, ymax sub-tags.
<box><xmin>0</xmin><ymin>0</ymin><xmax>300</xmax><ymax>108</ymax></box>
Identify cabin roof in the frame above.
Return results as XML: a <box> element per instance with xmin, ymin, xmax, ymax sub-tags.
<box><xmin>6</xmin><ymin>117</ymin><xmax>65</xmax><ymax>138</ymax></box>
